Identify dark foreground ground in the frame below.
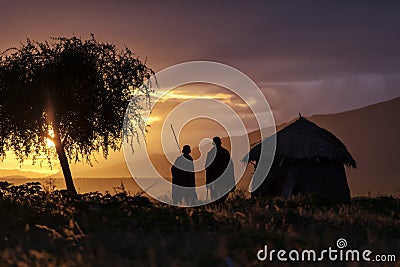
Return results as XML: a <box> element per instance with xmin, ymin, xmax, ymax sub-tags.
<box><xmin>0</xmin><ymin>182</ymin><xmax>398</xmax><ymax>267</ymax></box>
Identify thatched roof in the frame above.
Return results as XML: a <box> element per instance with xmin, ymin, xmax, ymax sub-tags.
<box><xmin>244</xmin><ymin>117</ymin><xmax>357</xmax><ymax>167</ymax></box>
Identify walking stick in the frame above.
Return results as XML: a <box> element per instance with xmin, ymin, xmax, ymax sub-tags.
<box><xmin>170</xmin><ymin>124</ymin><xmax>181</xmax><ymax>154</ymax></box>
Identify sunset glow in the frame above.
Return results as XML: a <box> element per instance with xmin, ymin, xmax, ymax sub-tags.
<box><xmin>46</xmin><ymin>138</ymin><xmax>55</xmax><ymax>148</ymax></box>
<box><xmin>46</xmin><ymin>128</ymin><xmax>55</xmax><ymax>148</ymax></box>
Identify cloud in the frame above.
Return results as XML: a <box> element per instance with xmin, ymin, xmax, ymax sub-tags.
<box><xmin>260</xmin><ymin>74</ymin><xmax>400</xmax><ymax>123</ymax></box>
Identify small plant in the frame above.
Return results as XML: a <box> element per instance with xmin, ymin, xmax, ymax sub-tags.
<box><xmin>42</xmin><ymin>178</ymin><xmax>57</xmax><ymax>194</ymax></box>
<box><xmin>113</xmin><ymin>180</ymin><xmax>129</xmax><ymax>195</ymax></box>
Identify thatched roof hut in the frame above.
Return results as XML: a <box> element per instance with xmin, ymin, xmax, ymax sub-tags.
<box><xmin>244</xmin><ymin>117</ymin><xmax>356</xmax><ymax>200</ymax></box>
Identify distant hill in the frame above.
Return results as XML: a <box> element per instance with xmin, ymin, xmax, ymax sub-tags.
<box><xmin>307</xmin><ymin>97</ymin><xmax>400</xmax><ymax>196</ymax></box>
<box><xmin>0</xmin><ymin>169</ymin><xmax>57</xmax><ymax>179</ymax></box>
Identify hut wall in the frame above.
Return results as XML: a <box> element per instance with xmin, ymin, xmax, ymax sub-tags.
<box><xmin>251</xmin><ymin>159</ymin><xmax>351</xmax><ymax>200</ymax></box>
<box><xmin>251</xmin><ymin>160</ymin><xmax>284</xmax><ymax>197</ymax></box>
<box><xmin>291</xmin><ymin>160</ymin><xmax>350</xmax><ymax>200</ymax></box>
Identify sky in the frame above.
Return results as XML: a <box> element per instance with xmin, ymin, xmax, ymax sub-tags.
<box><xmin>1</xmin><ymin>1</ymin><xmax>399</xmax><ymax>120</ymax></box>
<box><xmin>0</xmin><ymin>0</ymin><xmax>400</xmax><ymax>177</ymax></box>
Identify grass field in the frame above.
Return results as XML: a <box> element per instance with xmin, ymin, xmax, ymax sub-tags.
<box><xmin>0</xmin><ymin>182</ymin><xmax>398</xmax><ymax>266</ymax></box>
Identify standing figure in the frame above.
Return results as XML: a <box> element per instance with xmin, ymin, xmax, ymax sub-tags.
<box><xmin>205</xmin><ymin>137</ymin><xmax>236</xmax><ymax>203</ymax></box>
<box><xmin>171</xmin><ymin>145</ymin><xmax>197</xmax><ymax>205</ymax></box>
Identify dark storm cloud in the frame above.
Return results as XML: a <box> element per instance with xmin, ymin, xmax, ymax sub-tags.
<box><xmin>259</xmin><ymin>73</ymin><xmax>400</xmax><ymax>123</ymax></box>
<box><xmin>2</xmin><ymin>0</ymin><xmax>399</xmax><ymax>77</ymax></box>
<box><xmin>197</xmin><ymin>1</ymin><xmax>400</xmax><ymax>81</ymax></box>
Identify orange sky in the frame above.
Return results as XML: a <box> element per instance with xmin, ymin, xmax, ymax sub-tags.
<box><xmin>0</xmin><ymin>84</ymin><xmax>255</xmax><ymax>178</ymax></box>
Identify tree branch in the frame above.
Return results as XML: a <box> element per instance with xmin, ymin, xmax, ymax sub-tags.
<box><xmin>61</xmin><ymin>132</ymin><xmax>70</xmax><ymax>148</ymax></box>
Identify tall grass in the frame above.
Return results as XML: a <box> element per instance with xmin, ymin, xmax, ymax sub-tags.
<box><xmin>0</xmin><ymin>182</ymin><xmax>398</xmax><ymax>266</ymax></box>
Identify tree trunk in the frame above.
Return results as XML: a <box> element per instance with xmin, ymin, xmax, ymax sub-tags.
<box><xmin>52</xmin><ymin>127</ymin><xmax>77</xmax><ymax>195</ymax></box>
<box><xmin>46</xmin><ymin>103</ymin><xmax>77</xmax><ymax>195</ymax></box>
<box><xmin>55</xmin><ymin>143</ymin><xmax>77</xmax><ymax>195</ymax></box>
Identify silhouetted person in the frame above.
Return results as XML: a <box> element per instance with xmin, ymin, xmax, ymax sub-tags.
<box><xmin>205</xmin><ymin>137</ymin><xmax>235</xmax><ymax>203</ymax></box>
<box><xmin>171</xmin><ymin>145</ymin><xmax>197</xmax><ymax>205</ymax></box>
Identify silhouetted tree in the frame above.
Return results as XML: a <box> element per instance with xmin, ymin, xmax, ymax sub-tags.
<box><xmin>0</xmin><ymin>35</ymin><xmax>154</xmax><ymax>195</ymax></box>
